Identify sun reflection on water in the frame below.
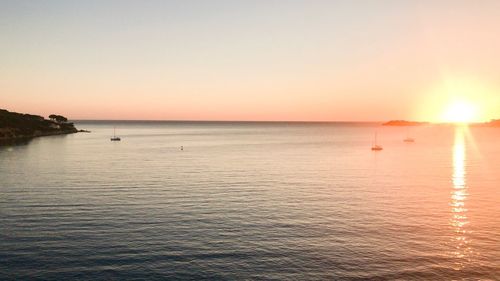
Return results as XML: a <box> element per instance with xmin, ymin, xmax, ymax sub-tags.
<box><xmin>450</xmin><ymin>126</ymin><xmax>472</xmax><ymax>268</ymax></box>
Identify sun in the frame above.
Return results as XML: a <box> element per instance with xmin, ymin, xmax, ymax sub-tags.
<box><xmin>441</xmin><ymin>100</ymin><xmax>479</xmax><ymax>123</ymax></box>
<box><xmin>418</xmin><ymin>77</ymin><xmax>498</xmax><ymax>123</ymax></box>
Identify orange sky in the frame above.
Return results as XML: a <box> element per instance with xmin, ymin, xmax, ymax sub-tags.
<box><xmin>1</xmin><ymin>1</ymin><xmax>500</xmax><ymax>121</ymax></box>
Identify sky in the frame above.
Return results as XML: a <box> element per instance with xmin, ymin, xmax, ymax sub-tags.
<box><xmin>1</xmin><ymin>0</ymin><xmax>500</xmax><ymax>121</ymax></box>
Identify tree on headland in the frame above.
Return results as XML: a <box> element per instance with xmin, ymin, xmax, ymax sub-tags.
<box><xmin>49</xmin><ymin>114</ymin><xmax>68</xmax><ymax>123</ymax></box>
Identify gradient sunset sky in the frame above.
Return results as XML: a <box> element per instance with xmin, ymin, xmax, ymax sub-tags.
<box><xmin>1</xmin><ymin>0</ymin><xmax>500</xmax><ymax>121</ymax></box>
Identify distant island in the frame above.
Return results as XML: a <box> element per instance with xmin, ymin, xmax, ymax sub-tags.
<box><xmin>383</xmin><ymin>120</ymin><xmax>429</xmax><ymax>126</ymax></box>
<box><xmin>0</xmin><ymin>109</ymin><xmax>80</xmax><ymax>144</ymax></box>
<box><xmin>473</xmin><ymin>119</ymin><xmax>500</xmax><ymax>127</ymax></box>
<box><xmin>383</xmin><ymin>119</ymin><xmax>500</xmax><ymax>127</ymax></box>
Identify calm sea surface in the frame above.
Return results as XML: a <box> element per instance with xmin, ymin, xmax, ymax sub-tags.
<box><xmin>1</xmin><ymin>121</ymin><xmax>499</xmax><ymax>280</ymax></box>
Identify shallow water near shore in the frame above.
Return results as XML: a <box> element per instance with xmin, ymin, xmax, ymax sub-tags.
<box><xmin>1</xmin><ymin>121</ymin><xmax>499</xmax><ymax>280</ymax></box>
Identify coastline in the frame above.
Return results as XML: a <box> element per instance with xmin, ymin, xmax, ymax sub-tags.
<box><xmin>0</xmin><ymin>109</ymin><xmax>81</xmax><ymax>145</ymax></box>
<box><xmin>0</xmin><ymin>129</ymin><xmax>79</xmax><ymax>145</ymax></box>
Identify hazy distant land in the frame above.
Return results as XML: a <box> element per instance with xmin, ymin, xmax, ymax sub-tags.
<box><xmin>383</xmin><ymin>120</ymin><xmax>430</xmax><ymax>126</ymax></box>
<box><xmin>384</xmin><ymin>119</ymin><xmax>500</xmax><ymax>127</ymax></box>
<box><xmin>473</xmin><ymin>119</ymin><xmax>500</xmax><ymax>127</ymax></box>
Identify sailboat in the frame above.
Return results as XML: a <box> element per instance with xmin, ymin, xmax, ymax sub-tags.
<box><xmin>371</xmin><ymin>132</ymin><xmax>383</xmax><ymax>151</ymax></box>
<box><xmin>403</xmin><ymin>128</ymin><xmax>415</xmax><ymax>143</ymax></box>
<box><xmin>110</xmin><ymin>127</ymin><xmax>121</xmax><ymax>141</ymax></box>
<box><xmin>403</xmin><ymin>137</ymin><xmax>415</xmax><ymax>143</ymax></box>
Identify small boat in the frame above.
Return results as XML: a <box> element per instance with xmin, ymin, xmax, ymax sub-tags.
<box><xmin>371</xmin><ymin>132</ymin><xmax>383</xmax><ymax>151</ymax></box>
<box><xmin>110</xmin><ymin>127</ymin><xmax>121</xmax><ymax>141</ymax></box>
<box><xmin>403</xmin><ymin>129</ymin><xmax>415</xmax><ymax>142</ymax></box>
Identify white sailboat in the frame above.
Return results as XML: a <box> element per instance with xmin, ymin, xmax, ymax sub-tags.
<box><xmin>110</xmin><ymin>127</ymin><xmax>121</xmax><ymax>141</ymax></box>
<box><xmin>371</xmin><ymin>132</ymin><xmax>383</xmax><ymax>151</ymax></box>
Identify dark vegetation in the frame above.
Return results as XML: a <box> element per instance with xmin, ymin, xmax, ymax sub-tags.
<box><xmin>49</xmin><ymin>114</ymin><xmax>68</xmax><ymax>123</ymax></box>
<box><xmin>0</xmin><ymin>109</ymin><xmax>77</xmax><ymax>142</ymax></box>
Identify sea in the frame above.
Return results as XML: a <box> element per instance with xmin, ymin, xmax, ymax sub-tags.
<box><xmin>1</xmin><ymin>121</ymin><xmax>499</xmax><ymax>280</ymax></box>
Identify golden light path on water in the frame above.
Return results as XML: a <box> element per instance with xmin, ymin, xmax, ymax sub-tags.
<box><xmin>450</xmin><ymin>126</ymin><xmax>472</xmax><ymax>269</ymax></box>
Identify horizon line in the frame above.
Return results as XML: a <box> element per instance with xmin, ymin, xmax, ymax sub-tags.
<box><xmin>69</xmin><ymin>119</ymin><xmax>495</xmax><ymax>125</ymax></box>
<box><xmin>70</xmin><ymin>119</ymin><xmax>386</xmax><ymax>123</ymax></box>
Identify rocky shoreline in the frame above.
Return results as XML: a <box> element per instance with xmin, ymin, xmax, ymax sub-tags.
<box><xmin>0</xmin><ymin>129</ymin><xmax>78</xmax><ymax>143</ymax></box>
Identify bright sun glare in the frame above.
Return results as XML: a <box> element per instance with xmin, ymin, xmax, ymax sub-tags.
<box><xmin>442</xmin><ymin>101</ymin><xmax>478</xmax><ymax>123</ymax></box>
